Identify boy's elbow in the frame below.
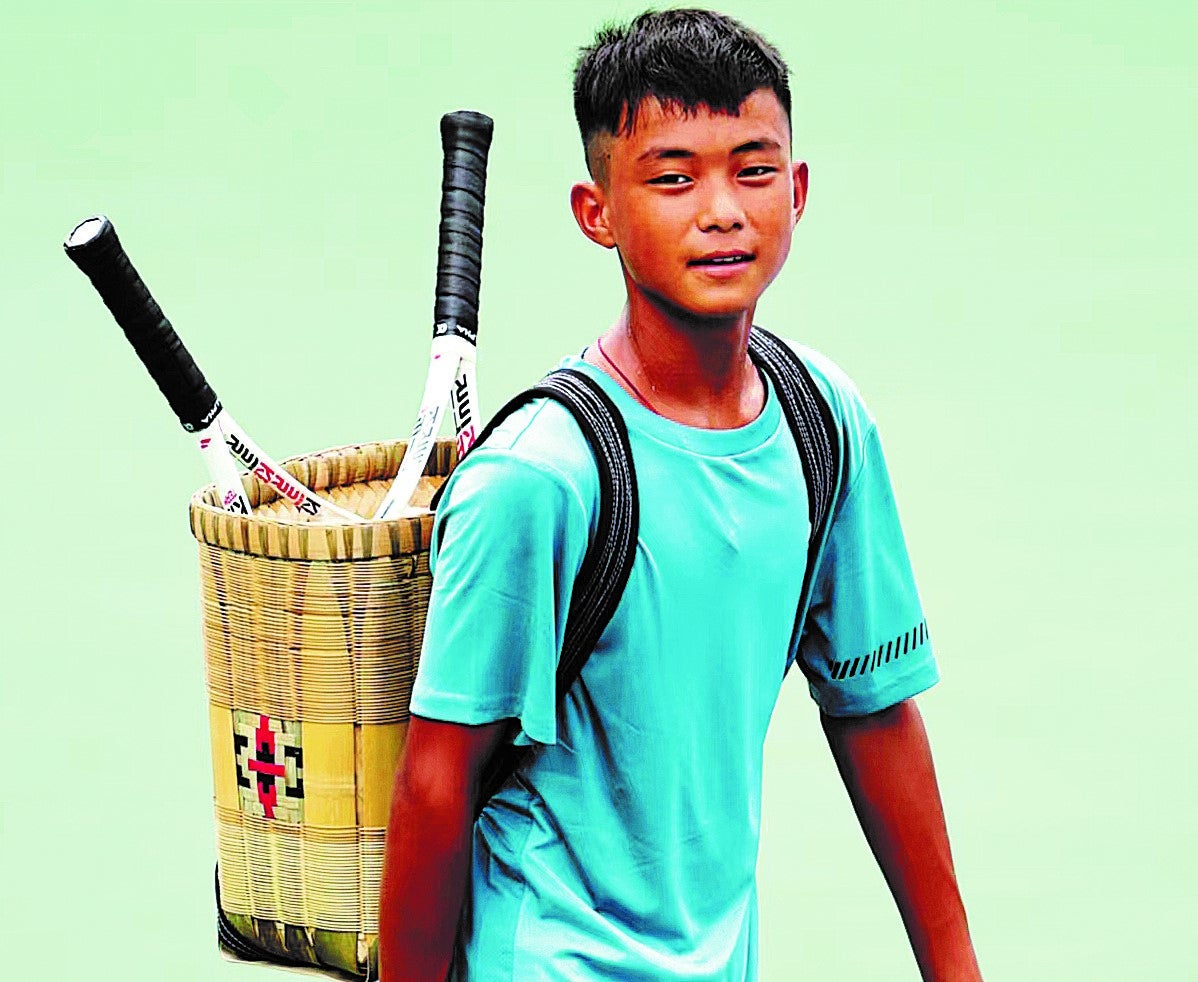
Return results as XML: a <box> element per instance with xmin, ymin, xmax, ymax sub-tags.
<box><xmin>393</xmin><ymin>746</ymin><xmax>473</xmax><ymax>834</ymax></box>
<box><xmin>390</xmin><ymin>715</ymin><xmax>512</xmax><ymax>834</ymax></box>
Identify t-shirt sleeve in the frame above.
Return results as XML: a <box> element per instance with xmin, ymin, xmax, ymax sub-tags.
<box><xmin>408</xmin><ymin>441</ymin><xmax>591</xmax><ymax>746</ymax></box>
<box><xmin>791</xmin><ymin>423</ymin><xmax>940</xmax><ymax>716</ymax></box>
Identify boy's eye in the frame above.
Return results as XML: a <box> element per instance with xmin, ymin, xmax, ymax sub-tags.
<box><xmin>739</xmin><ymin>166</ymin><xmax>778</xmax><ymax>179</ymax></box>
<box><xmin>646</xmin><ymin>173</ymin><xmax>692</xmax><ymax>186</ymax></box>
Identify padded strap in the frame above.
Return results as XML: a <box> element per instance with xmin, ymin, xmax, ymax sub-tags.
<box><xmin>747</xmin><ymin>326</ymin><xmax>845</xmax><ymax>679</ymax></box>
<box><xmin>438</xmin><ymin>369</ymin><xmax>638</xmax><ymax>813</ymax></box>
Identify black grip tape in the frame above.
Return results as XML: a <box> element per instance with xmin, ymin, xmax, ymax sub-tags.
<box><xmin>434</xmin><ymin>110</ymin><xmax>493</xmax><ymax>343</ymax></box>
<box><xmin>64</xmin><ymin>217</ymin><xmax>220</xmax><ymax>432</ymax></box>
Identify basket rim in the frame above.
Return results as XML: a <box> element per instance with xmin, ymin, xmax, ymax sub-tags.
<box><xmin>188</xmin><ymin>437</ymin><xmax>457</xmax><ymax>559</ymax></box>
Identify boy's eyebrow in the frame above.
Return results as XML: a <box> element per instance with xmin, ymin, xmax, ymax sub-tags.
<box><xmin>730</xmin><ymin>138</ymin><xmax>783</xmax><ymax>154</ymax></box>
<box><xmin>635</xmin><ymin>138</ymin><xmax>784</xmax><ymax>163</ymax></box>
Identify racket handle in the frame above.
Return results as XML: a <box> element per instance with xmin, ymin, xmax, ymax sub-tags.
<box><xmin>65</xmin><ymin>216</ymin><xmax>221</xmax><ymax>433</ymax></box>
<box><xmin>434</xmin><ymin>111</ymin><xmax>494</xmax><ymax>345</ymax></box>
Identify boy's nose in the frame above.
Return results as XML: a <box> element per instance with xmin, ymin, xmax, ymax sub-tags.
<box><xmin>697</xmin><ymin>185</ymin><xmax>746</xmax><ymax>233</ymax></box>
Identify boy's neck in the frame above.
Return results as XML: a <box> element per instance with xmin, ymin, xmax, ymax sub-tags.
<box><xmin>587</xmin><ymin>293</ymin><xmax>766</xmax><ymax>430</ymax></box>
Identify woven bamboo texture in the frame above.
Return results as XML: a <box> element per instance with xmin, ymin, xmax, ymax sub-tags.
<box><xmin>190</xmin><ymin>439</ymin><xmax>457</xmax><ymax>979</ymax></box>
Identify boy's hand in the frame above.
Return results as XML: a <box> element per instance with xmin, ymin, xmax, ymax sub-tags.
<box><xmin>379</xmin><ymin>715</ymin><xmax>511</xmax><ymax>982</ymax></box>
<box><xmin>821</xmin><ymin>699</ymin><xmax>982</xmax><ymax>981</ymax></box>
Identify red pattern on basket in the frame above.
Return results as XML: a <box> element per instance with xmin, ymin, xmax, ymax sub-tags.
<box><xmin>234</xmin><ymin>711</ymin><xmax>304</xmax><ymax>823</ymax></box>
<box><xmin>249</xmin><ymin>715</ymin><xmax>285</xmax><ymax>818</ymax></box>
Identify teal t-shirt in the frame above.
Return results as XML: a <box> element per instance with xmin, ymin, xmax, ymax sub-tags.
<box><xmin>409</xmin><ymin>341</ymin><xmax>939</xmax><ymax>981</ymax></box>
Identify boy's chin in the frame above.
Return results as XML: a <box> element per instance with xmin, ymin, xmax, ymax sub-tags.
<box><xmin>623</xmin><ymin>263</ymin><xmax>765</xmax><ymax>324</ymax></box>
<box><xmin>647</xmin><ymin>289</ymin><xmax>758</xmax><ymax>325</ymax></box>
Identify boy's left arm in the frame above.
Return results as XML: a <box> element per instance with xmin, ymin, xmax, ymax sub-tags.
<box><xmin>821</xmin><ymin>698</ymin><xmax>982</xmax><ymax>982</ymax></box>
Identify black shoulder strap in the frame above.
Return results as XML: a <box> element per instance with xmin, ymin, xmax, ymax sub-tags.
<box><xmin>443</xmin><ymin>333</ymin><xmax>841</xmax><ymax>804</ymax></box>
<box><xmin>437</xmin><ymin>368</ymin><xmax>638</xmax><ymax>814</ymax></box>
<box><xmin>747</xmin><ymin>326</ymin><xmax>845</xmax><ymax>679</ymax></box>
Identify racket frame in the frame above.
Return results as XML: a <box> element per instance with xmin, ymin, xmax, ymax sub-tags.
<box><xmin>372</xmin><ymin>109</ymin><xmax>493</xmax><ymax>520</ymax></box>
<box><xmin>65</xmin><ymin>214</ymin><xmax>363</xmax><ymax>523</ymax></box>
<box><xmin>373</xmin><ymin>334</ymin><xmax>477</xmax><ymax>520</ymax></box>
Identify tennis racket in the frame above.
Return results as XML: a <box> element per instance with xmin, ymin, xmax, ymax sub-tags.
<box><xmin>373</xmin><ymin>110</ymin><xmax>493</xmax><ymax>520</ymax></box>
<box><xmin>64</xmin><ymin>216</ymin><xmax>362</xmax><ymax>522</ymax></box>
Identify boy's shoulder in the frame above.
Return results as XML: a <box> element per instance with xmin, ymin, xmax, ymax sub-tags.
<box><xmin>777</xmin><ymin>336</ymin><xmax>875</xmax><ymax>429</ymax></box>
<box><xmin>771</xmin><ymin>335</ymin><xmax>879</xmax><ymax>470</ymax></box>
<box><xmin>444</xmin><ymin>366</ymin><xmax>602</xmax><ymax>517</ymax></box>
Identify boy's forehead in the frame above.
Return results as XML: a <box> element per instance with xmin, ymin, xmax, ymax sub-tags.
<box><xmin>610</xmin><ymin>89</ymin><xmax>790</xmax><ymax>157</ymax></box>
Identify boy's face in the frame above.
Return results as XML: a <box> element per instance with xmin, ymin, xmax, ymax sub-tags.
<box><xmin>572</xmin><ymin>88</ymin><xmax>807</xmax><ymax>323</ymax></box>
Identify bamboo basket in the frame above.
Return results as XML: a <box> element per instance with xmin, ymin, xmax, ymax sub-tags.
<box><xmin>189</xmin><ymin>438</ymin><xmax>457</xmax><ymax>979</ymax></box>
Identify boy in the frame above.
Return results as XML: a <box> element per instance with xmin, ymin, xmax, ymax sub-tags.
<box><xmin>381</xmin><ymin>9</ymin><xmax>981</xmax><ymax>981</ymax></box>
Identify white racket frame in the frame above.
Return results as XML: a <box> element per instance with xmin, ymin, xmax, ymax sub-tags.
<box><xmin>196</xmin><ymin>408</ymin><xmax>363</xmax><ymax>522</ymax></box>
<box><xmin>372</xmin><ymin>333</ymin><xmax>479</xmax><ymax>520</ymax></box>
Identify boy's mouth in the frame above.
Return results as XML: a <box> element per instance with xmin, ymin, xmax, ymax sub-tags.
<box><xmin>687</xmin><ymin>251</ymin><xmax>756</xmax><ymax>267</ymax></box>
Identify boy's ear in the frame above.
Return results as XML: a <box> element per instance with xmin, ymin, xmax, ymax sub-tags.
<box><xmin>570</xmin><ymin>181</ymin><xmax>617</xmax><ymax>249</ymax></box>
<box><xmin>792</xmin><ymin>160</ymin><xmax>809</xmax><ymax>225</ymax></box>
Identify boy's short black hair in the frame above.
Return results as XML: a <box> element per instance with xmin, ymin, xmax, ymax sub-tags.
<box><xmin>573</xmin><ymin>8</ymin><xmax>792</xmax><ymax>178</ymax></box>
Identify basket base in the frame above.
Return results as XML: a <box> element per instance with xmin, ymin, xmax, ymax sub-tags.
<box><xmin>215</xmin><ymin>865</ymin><xmax>376</xmax><ymax>981</ymax></box>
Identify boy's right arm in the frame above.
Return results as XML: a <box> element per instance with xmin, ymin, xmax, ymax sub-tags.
<box><xmin>378</xmin><ymin>409</ymin><xmax>594</xmax><ymax>981</ymax></box>
<box><xmin>379</xmin><ymin>713</ymin><xmax>511</xmax><ymax>982</ymax></box>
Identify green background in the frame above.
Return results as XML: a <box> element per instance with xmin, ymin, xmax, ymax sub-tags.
<box><xmin>2</xmin><ymin>1</ymin><xmax>1193</xmax><ymax>978</ymax></box>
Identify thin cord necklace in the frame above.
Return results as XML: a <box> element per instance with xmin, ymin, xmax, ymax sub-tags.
<box><xmin>596</xmin><ymin>335</ymin><xmax>658</xmax><ymax>413</ymax></box>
